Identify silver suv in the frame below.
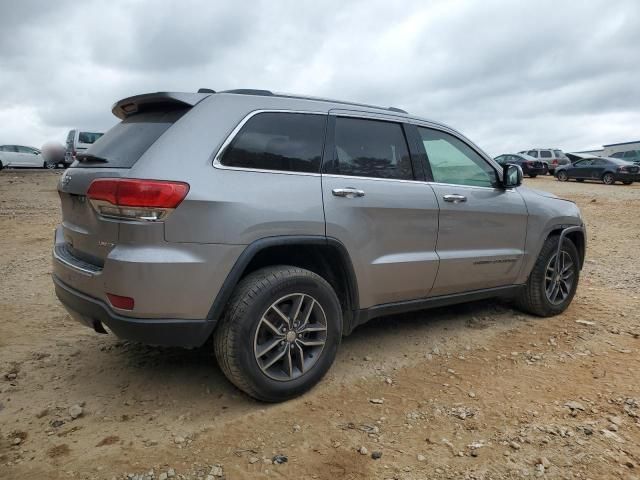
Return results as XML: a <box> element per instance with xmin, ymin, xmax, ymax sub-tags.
<box><xmin>519</xmin><ymin>148</ymin><xmax>570</xmax><ymax>174</ymax></box>
<box><xmin>52</xmin><ymin>89</ymin><xmax>586</xmax><ymax>401</ymax></box>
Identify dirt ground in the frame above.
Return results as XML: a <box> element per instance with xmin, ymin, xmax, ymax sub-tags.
<box><xmin>1</xmin><ymin>170</ymin><xmax>639</xmax><ymax>480</ymax></box>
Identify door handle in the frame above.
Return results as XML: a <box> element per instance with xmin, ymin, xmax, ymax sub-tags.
<box><xmin>332</xmin><ymin>188</ymin><xmax>365</xmax><ymax>198</ymax></box>
<box><xmin>443</xmin><ymin>194</ymin><xmax>467</xmax><ymax>203</ymax></box>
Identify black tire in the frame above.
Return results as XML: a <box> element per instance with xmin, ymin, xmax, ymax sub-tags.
<box><xmin>0</xmin><ymin>160</ymin><xmax>3</xmax><ymax>171</ymax></box>
<box><xmin>622</xmin><ymin>181</ymin><xmax>633</xmax><ymax>185</ymax></box>
<box><xmin>602</xmin><ymin>172</ymin><xmax>615</xmax><ymax>185</ymax></box>
<box><xmin>557</xmin><ymin>170</ymin><xmax>568</xmax><ymax>182</ymax></box>
<box><xmin>44</xmin><ymin>161</ymin><xmax>57</xmax><ymax>170</ymax></box>
<box><xmin>576</xmin><ymin>178</ymin><xmax>584</xmax><ymax>182</ymax></box>
<box><xmin>529</xmin><ymin>174</ymin><xmax>537</xmax><ymax>178</ymax></box>
<box><xmin>515</xmin><ymin>235</ymin><xmax>580</xmax><ymax>317</ymax></box>
<box><xmin>214</xmin><ymin>265</ymin><xmax>342</xmax><ymax>402</ymax></box>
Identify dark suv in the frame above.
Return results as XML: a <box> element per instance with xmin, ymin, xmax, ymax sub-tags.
<box><xmin>52</xmin><ymin>89</ymin><xmax>586</xmax><ymax>401</ymax></box>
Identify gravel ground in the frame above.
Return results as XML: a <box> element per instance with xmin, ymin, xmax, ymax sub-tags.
<box><xmin>0</xmin><ymin>171</ymin><xmax>639</xmax><ymax>479</ymax></box>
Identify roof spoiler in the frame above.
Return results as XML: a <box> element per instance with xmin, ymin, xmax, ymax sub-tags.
<box><xmin>111</xmin><ymin>91</ymin><xmax>213</xmax><ymax>119</ymax></box>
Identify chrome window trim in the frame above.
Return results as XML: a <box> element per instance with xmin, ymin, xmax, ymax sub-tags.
<box><xmin>322</xmin><ymin>174</ymin><xmax>515</xmax><ymax>192</ymax></box>
<box><xmin>212</xmin><ymin>109</ymin><xmax>327</xmax><ymax>176</ymax></box>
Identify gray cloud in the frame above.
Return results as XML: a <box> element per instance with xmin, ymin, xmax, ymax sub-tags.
<box><xmin>0</xmin><ymin>0</ymin><xmax>638</xmax><ymax>154</ymax></box>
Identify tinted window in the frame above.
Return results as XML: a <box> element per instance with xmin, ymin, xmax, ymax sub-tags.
<box><xmin>611</xmin><ymin>152</ymin><xmax>624</xmax><ymax>158</ymax></box>
<box><xmin>592</xmin><ymin>159</ymin><xmax>606</xmax><ymax>166</ymax></box>
<box><xmin>419</xmin><ymin>127</ymin><xmax>497</xmax><ymax>187</ymax></box>
<box><xmin>494</xmin><ymin>155</ymin><xmax>506</xmax><ymax>164</ymax></box>
<box><xmin>623</xmin><ymin>151</ymin><xmax>637</xmax><ymax>158</ymax></box>
<box><xmin>527</xmin><ymin>150</ymin><xmax>538</xmax><ymax>157</ymax></box>
<box><xmin>540</xmin><ymin>150</ymin><xmax>552</xmax><ymax>158</ymax></box>
<box><xmin>73</xmin><ymin>108</ymin><xmax>188</xmax><ymax>169</ymax></box>
<box><xmin>78</xmin><ymin>132</ymin><xmax>103</xmax><ymax>144</ymax></box>
<box><xmin>576</xmin><ymin>159</ymin><xmax>593</xmax><ymax>166</ymax></box>
<box><xmin>221</xmin><ymin>113</ymin><xmax>325</xmax><ymax>173</ymax></box>
<box><xmin>326</xmin><ymin>117</ymin><xmax>413</xmax><ymax>180</ymax></box>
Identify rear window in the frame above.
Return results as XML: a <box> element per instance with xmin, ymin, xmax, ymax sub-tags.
<box><xmin>553</xmin><ymin>149</ymin><xmax>567</xmax><ymax>159</ymax></box>
<box><xmin>78</xmin><ymin>132</ymin><xmax>103</xmax><ymax>144</ymax></box>
<box><xmin>72</xmin><ymin>109</ymin><xmax>187</xmax><ymax>169</ymax></box>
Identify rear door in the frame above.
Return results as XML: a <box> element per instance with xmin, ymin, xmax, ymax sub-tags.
<box><xmin>75</xmin><ymin>131</ymin><xmax>103</xmax><ymax>155</ymax></box>
<box><xmin>570</xmin><ymin>159</ymin><xmax>593</xmax><ymax>178</ymax></box>
<box><xmin>18</xmin><ymin>146</ymin><xmax>41</xmax><ymax>167</ymax></box>
<box><xmin>322</xmin><ymin>113</ymin><xmax>440</xmax><ymax>308</ymax></box>
<box><xmin>417</xmin><ymin>126</ymin><xmax>528</xmax><ymax>296</ymax></box>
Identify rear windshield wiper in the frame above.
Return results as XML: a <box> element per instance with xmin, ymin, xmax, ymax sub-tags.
<box><xmin>76</xmin><ymin>153</ymin><xmax>108</xmax><ymax>163</ymax></box>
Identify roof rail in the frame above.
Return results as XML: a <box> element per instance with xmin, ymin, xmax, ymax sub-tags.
<box><xmin>222</xmin><ymin>89</ymin><xmax>274</xmax><ymax>96</ymax></box>
<box><xmin>218</xmin><ymin>89</ymin><xmax>408</xmax><ymax>114</ymax></box>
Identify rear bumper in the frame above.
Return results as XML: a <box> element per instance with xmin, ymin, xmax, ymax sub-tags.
<box><xmin>613</xmin><ymin>172</ymin><xmax>639</xmax><ymax>181</ymax></box>
<box><xmin>523</xmin><ymin>167</ymin><xmax>546</xmax><ymax>176</ymax></box>
<box><xmin>53</xmin><ymin>274</ymin><xmax>215</xmax><ymax>347</ymax></box>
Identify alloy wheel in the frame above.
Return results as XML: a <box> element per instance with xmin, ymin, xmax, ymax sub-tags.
<box><xmin>557</xmin><ymin>171</ymin><xmax>568</xmax><ymax>182</ymax></box>
<box><xmin>602</xmin><ymin>173</ymin><xmax>614</xmax><ymax>185</ymax></box>
<box><xmin>544</xmin><ymin>250</ymin><xmax>575</xmax><ymax>305</ymax></box>
<box><xmin>253</xmin><ymin>293</ymin><xmax>327</xmax><ymax>381</ymax></box>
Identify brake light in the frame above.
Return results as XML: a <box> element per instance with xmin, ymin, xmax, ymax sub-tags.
<box><xmin>107</xmin><ymin>293</ymin><xmax>134</xmax><ymax>310</ymax></box>
<box><xmin>87</xmin><ymin>178</ymin><xmax>189</xmax><ymax>221</ymax></box>
<box><xmin>552</xmin><ymin>159</ymin><xmax>558</xmax><ymax>165</ymax></box>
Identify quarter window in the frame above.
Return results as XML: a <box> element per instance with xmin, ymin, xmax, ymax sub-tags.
<box><xmin>527</xmin><ymin>150</ymin><xmax>538</xmax><ymax>157</ymax></box>
<box><xmin>220</xmin><ymin>112</ymin><xmax>326</xmax><ymax>173</ymax></box>
<box><xmin>325</xmin><ymin>117</ymin><xmax>413</xmax><ymax>180</ymax></box>
<box><xmin>418</xmin><ymin>127</ymin><xmax>497</xmax><ymax>188</ymax></box>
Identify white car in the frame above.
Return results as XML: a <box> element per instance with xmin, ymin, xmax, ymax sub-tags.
<box><xmin>0</xmin><ymin>145</ymin><xmax>53</xmax><ymax>170</ymax></box>
<box><xmin>64</xmin><ymin>130</ymin><xmax>104</xmax><ymax>166</ymax></box>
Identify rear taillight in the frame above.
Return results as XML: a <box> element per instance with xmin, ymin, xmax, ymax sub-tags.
<box><xmin>87</xmin><ymin>178</ymin><xmax>189</xmax><ymax>221</ymax></box>
<box><xmin>552</xmin><ymin>159</ymin><xmax>558</xmax><ymax>165</ymax></box>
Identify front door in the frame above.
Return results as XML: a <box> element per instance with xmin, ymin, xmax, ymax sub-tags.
<box><xmin>569</xmin><ymin>159</ymin><xmax>593</xmax><ymax>179</ymax></box>
<box><xmin>322</xmin><ymin>114</ymin><xmax>440</xmax><ymax>308</ymax></box>
<box><xmin>416</xmin><ymin>126</ymin><xmax>528</xmax><ymax>296</ymax></box>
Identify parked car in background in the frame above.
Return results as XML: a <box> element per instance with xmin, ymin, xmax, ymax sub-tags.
<box><xmin>494</xmin><ymin>153</ymin><xmax>547</xmax><ymax>177</ymax></box>
<box><xmin>610</xmin><ymin>149</ymin><xmax>640</xmax><ymax>165</ymax></box>
<box><xmin>64</xmin><ymin>129</ymin><xmax>104</xmax><ymax>166</ymax></box>
<box><xmin>555</xmin><ymin>157</ymin><xmax>639</xmax><ymax>185</ymax></box>
<box><xmin>52</xmin><ymin>88</ymin><xmax>586</xmax><ymax>402</ymax></box>
<box><xmin>519</xmin><ymin>148</ymin><xmax>570</xmax><ymax>174</ymax></box>
<box><xmin>0</xmin><ymin>145</ymin><xmax>53</xmax><ymax>170</ymax></box>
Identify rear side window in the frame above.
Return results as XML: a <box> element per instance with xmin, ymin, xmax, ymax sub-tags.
<box><xmin>73</xmin><ymin>108</ymin><xmax>188</xmax><ymax>169</ymax></box>
<box><xmin>325</xmin><ymin>117</ymin><xmax>413</xmax><ymax>180</ymax></box>
<box><xmin>540</xmin><ymin>150</ymin><xmax>552</xmax><ymax>158</ymax></box>
<box><xmin>527</xmin><ymin>150</ymin><xmax>538</xmax><ymax>157</ymax></box>
<box><xmin>78</xmin><ymin>132</ymin><xmax>103</xmax><ymax>144</ymax></box>
<box><xmin>220</xmin><ymin>112</ymin><xmax>326</xmax><ymax>173</ymax></box>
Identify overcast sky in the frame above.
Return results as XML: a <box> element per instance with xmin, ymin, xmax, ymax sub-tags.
<box><xmin>0</xmin><ymin>0</ymin><xmax>638</xmax><ymax>155</ymax></box>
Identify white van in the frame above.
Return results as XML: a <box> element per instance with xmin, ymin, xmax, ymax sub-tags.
<box><xmin>64</xmin><ymin>129</ymin><xmax>104</xmax><ymax>165</ymax></box>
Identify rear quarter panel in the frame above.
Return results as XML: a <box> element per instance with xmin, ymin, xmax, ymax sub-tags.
<box><xmin>131</xmin><ymin>94</ymin><xmax>328</xmax><ymax>245</ymax></box>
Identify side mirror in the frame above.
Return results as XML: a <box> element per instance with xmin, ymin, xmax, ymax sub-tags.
<box><xmin>503</xmin><ymin>163</ymin><xmax>523</xmax><ymax>188</ymax></box>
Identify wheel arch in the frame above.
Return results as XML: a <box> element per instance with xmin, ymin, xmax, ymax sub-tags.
<box><xmin>546</xmin><ymin>225</ymin><xmax>586</xmax><ymax>270</ymax></box>
<box><xmin>206</xmin><ymin>236</ymin><xmax>359</xmax><ymax>334</ymax></box>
